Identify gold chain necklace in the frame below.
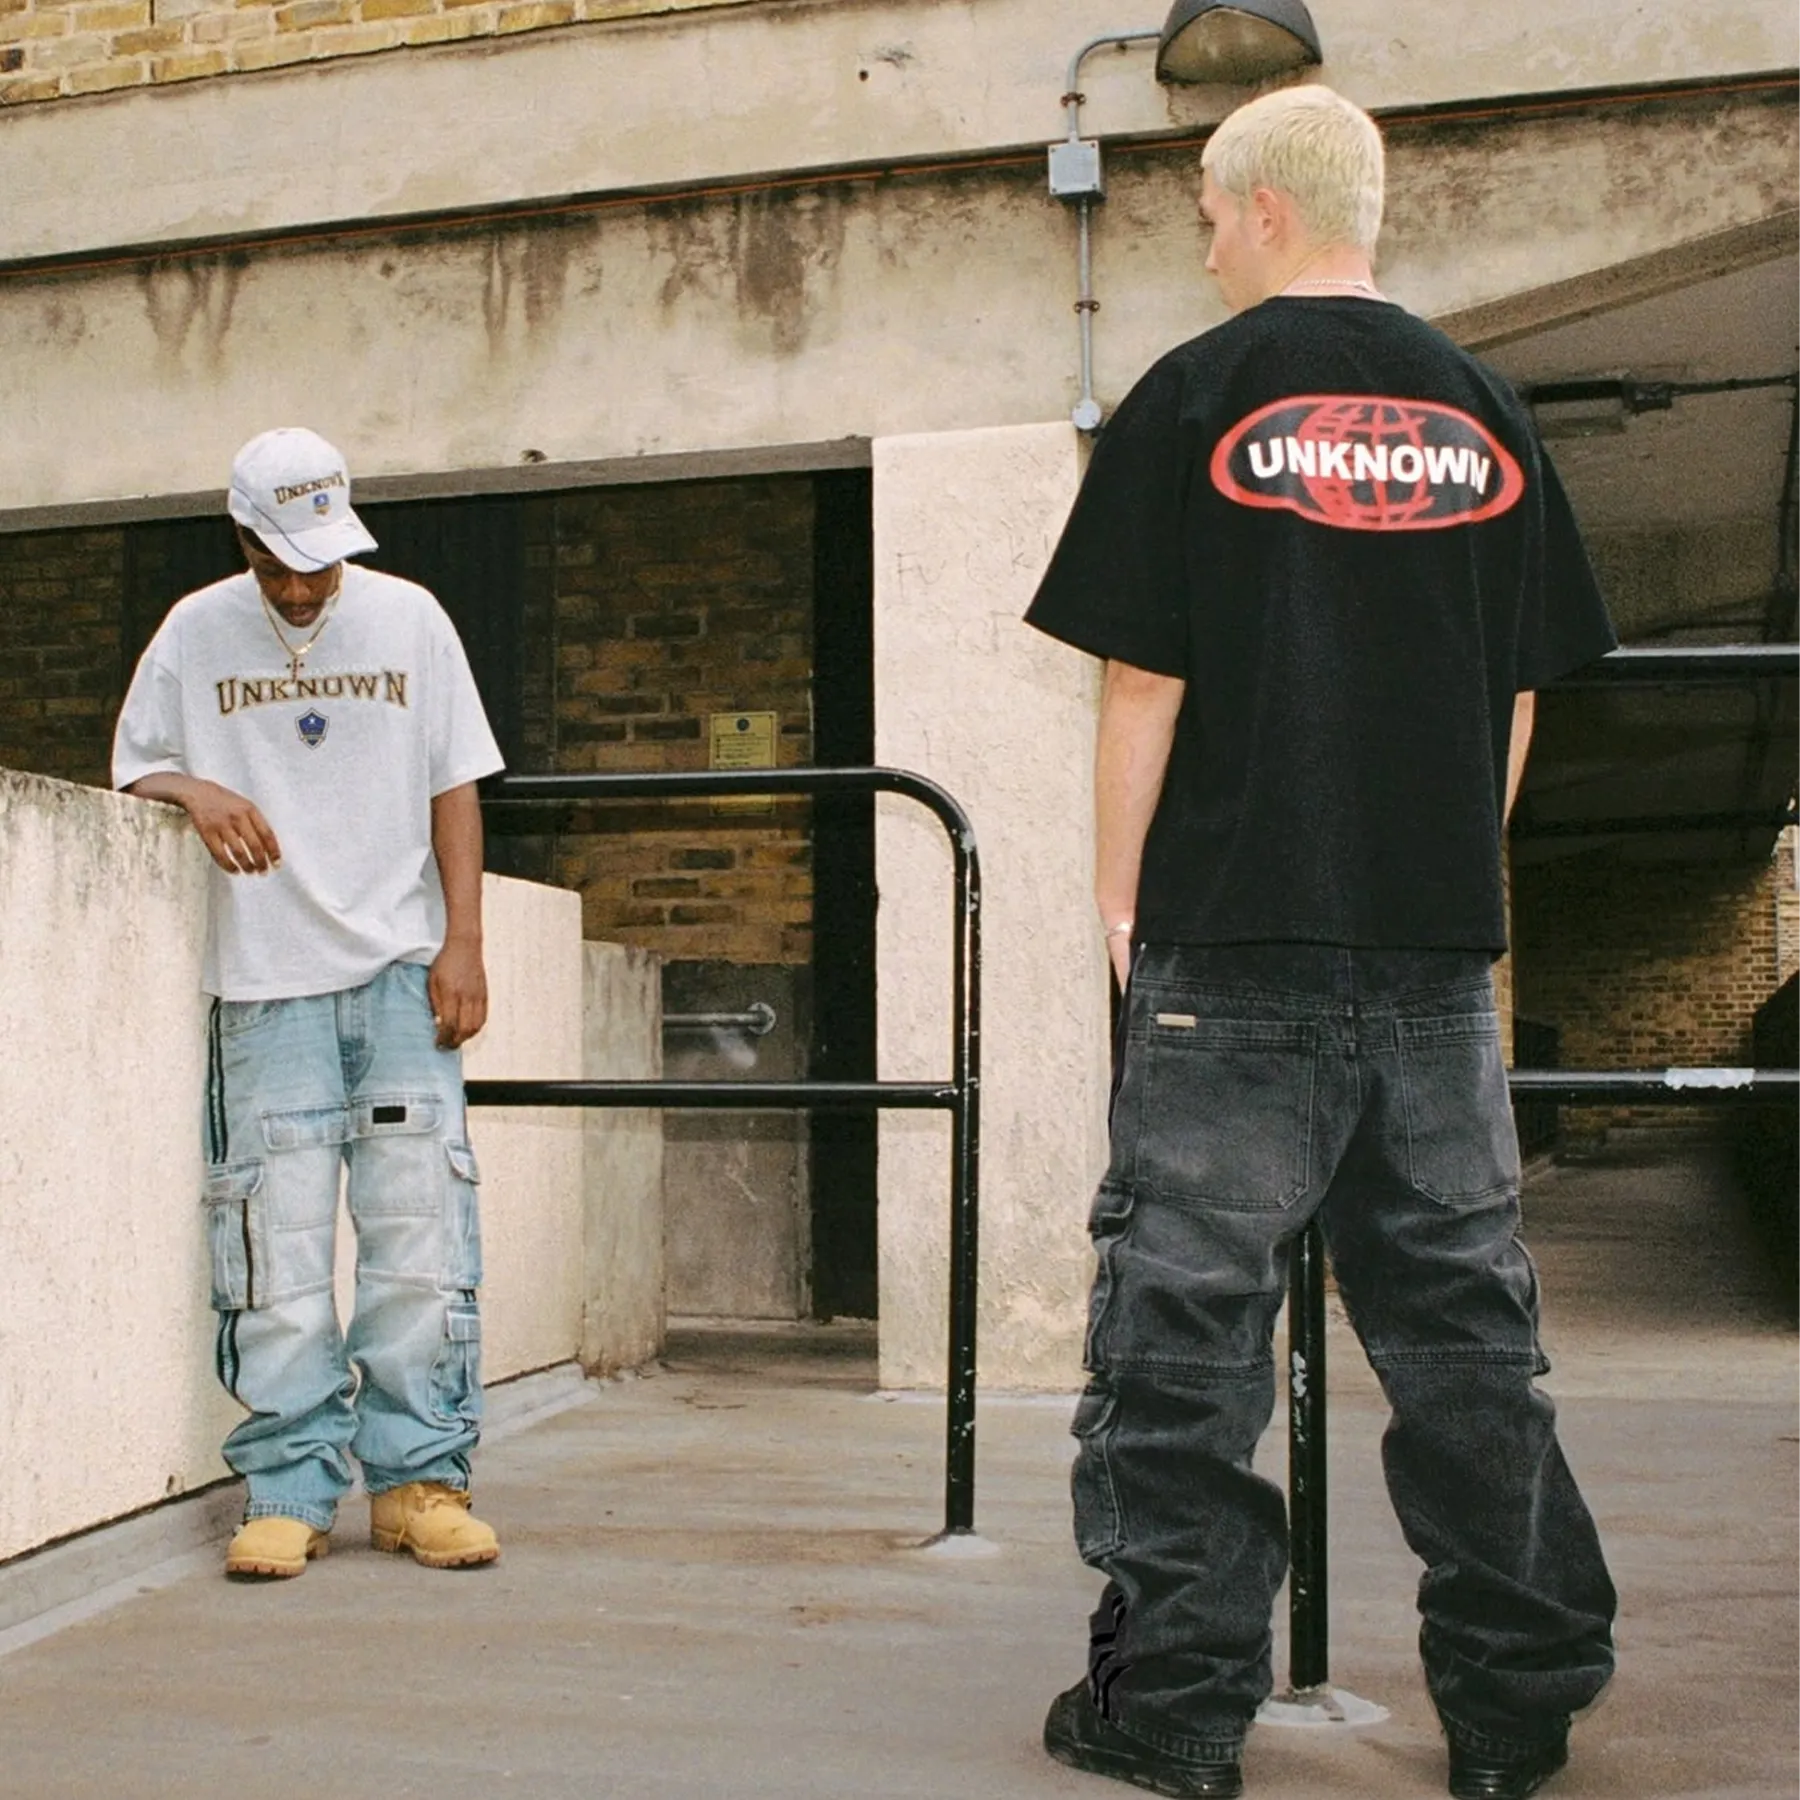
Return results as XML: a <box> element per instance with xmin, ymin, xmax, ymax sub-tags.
<box><xmin>259</xmin><ymin>572</ymin><xmax>342</xmax><ymax>681</ymax></box>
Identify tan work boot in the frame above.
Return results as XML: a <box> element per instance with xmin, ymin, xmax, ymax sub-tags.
<box><xmin>225</xmin><ymin>1517</ymin><xmax>330</xmax><ymax>1579</ymax></box>
<box><xmin>369</xmin><ymin>1481</ymin><xmax>499</xmax><ymax>1568</ymax></box>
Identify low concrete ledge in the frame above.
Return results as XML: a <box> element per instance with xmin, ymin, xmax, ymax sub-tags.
<box><xmin>0</xmin><ymin>1361</ymin><xmax>602</xmax><ymax>1653</ymax></box>
<box><xmin>1</xmin><ymin>769</ymin><xmax>660</xmax><ymax>1566</ymax></box>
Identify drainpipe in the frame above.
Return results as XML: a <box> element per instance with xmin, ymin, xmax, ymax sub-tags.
<box><xmin>1049</xmin><ymin>31</ymin><xmax>1162</xmax><ymax>432</ymax></box>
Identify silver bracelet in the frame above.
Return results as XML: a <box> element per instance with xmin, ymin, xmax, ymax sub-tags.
<box><xmin>1103</xmin><ymin>920</ymin><xmax>1134</xmax><ymax>939</ymax></box>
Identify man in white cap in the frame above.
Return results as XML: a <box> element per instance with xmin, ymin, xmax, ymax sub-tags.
<box><xmin>114</xmin><ymin>427</ymin><xmax>506</xmax><ymax>1580</ymax></box>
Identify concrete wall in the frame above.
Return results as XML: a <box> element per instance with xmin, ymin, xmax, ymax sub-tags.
<box><xmin>1</xmin><ymin>74</ymin><xmax>1793</xmax><ymax>519</ymax></box>
<box><xmin>1587</xmin><ymin>519</ymin><xmax>1787</xmax><ymax>641</ymax></box>
<box><xmin>0</xmin><ymin>767</ymin><xmax>660</xmax><ymax>1563</ymax></box>
<box><xmin>582</xmin><ymin>938</ymin><xmax>665</xmax><ymax>1372</ymax></box>
<box><xmin>13</xmin><ymin>0</ymin><xmax>1782</xmax><ymax>118</ymax></box>
<box><xmin>4</xmin><ymin>1</ymin><xmax>1792</xmax><ymax>257</ymax></box>
<box><xmin>0</xmin><ymin>769</ymin><xmax>221</xmax><ymax>1562</ymax></box>
<box><xmin>873</xmin><ymin>423</ymin><xmax>1106</xmax><ymax>1392</ymax></box>
<box><xmin>457</xmin><ymin>872</ymin><xmax>587</xmax><ymax>1380</ymax></box>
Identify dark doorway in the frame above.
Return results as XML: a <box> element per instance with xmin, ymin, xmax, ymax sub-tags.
<box><xmin>122</xmin><ymin>516</ymin><xmax>241</xmax><ymax>676</ymax></box>
<box><xmin>359</xmin><ymin>495</ymin><xmax>528</xmax><ymax>768</ymax></box>
<box><xmin>808</xmin><ymin>469</ymin><xmax>878</xmax><ymax>1319</ymax></box>
<box><xmin>360</xmin><ymin>494</ymin><xmax>542</xmax><ymax>883</ymax></box>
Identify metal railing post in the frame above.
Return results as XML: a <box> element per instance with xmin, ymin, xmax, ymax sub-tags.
<box><xmin>1286</xmin><ymin>1221</ymin><xmax>1331</xmax><ymax>1693</ymax></box>
<box><xmin>944</xmin><ymin>821</ymin><xmax>982</xmax><ymax>1533</ymax></box>
<box><xmin>1278</xmin><ymin>642</ymin><xmax>1800</xmax><ymax>1708</ymax></box>
<box><xmin>475</xmin><ymin>764</ymin><xmax>984</xmax><ymax>1539</ymax></box>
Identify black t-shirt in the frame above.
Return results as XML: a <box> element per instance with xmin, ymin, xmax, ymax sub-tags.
<box><xmin>1025</xmin><ymin>297</ymin><xmax>1617</xmax><ymax>953</ymax></box>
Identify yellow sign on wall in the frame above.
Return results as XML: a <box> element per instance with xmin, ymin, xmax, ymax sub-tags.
<box><xmin>709</xmin><ymin>711</ymin><xmax>778</xmax><ymax>812</ymax></box>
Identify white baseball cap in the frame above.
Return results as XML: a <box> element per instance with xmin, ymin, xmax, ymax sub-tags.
<box><xmin>227</xmin><ymin>427</ymin><xmax>378</xmax><ymax>572</ymax></box>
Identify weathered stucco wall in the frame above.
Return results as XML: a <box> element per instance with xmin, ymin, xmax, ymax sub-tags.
<box><xmin>0</xmin><ymin>769</ymin><xmax>654</xmax><ymax>1562</ymax></box>
<box><xmin>582</xmin><ymin>938</ymin><xmax>665</xmax><ymax>1373</ymax></box>
<box><xmin>0</xmin><ymin>769</ymin><xmax>222</xmax><ymax>1561</ymax></box>
<box><xmin>457</xmin><ymin>873</ymin><xmax>587</xmax><ymax>1380</ymax></box>
<box><xmin>0</xmin><ymin>85</ymin><xmax>1791</xmax><ymax>520</ymax></box>
<box><xmin>3</xmin><ymin>0</ymin><xmax>1792</xmax><ymax>253</ymax></box>
<box><xmin>873</xmin><ymin>423</ymin><xmax>1105</xmax><ymax>1392</ymax></box>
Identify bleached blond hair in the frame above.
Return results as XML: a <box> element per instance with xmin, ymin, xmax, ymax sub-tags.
<box><xmin>1201</xmin><ymin>85</ymin><xmax>1385</xmax><ymax>254</ymax></box>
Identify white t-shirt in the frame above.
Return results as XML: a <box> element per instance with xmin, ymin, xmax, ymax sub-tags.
<box><xmin>113</xmin><ymin>566</ymin><xmax>505</xmax><ymax>1001</ymax></box>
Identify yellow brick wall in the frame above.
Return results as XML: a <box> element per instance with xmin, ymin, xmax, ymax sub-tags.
<box><xmin>544</xmin><ymin>475</ymin><xmax>818</xmax><ymax>965</ymax></box>
<box><xmin>1777</xmin><ymin>827</ymin><xmax>1800</xmax><ymax>984</ymax></box>
<box><xmin>0</xmin><ymin>526</ymin><xmax>126</xmax><ymax>785</ymax></box>
<box><xmin>0</xmin><ymin>0</ymin><xmax>754</xmax><ymax>106</ymax></box>
<box><xmin>1516</xmin><ymin>846</ymin><xmax>1796</xmax><ymax>1071</ymax></box>
<box><xmin>1513</xmin><ymin>838</ymin><xmax>1799</xmax><ymax>1135</ymax></box>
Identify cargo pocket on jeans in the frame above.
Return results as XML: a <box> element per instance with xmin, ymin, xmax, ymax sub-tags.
<box><xmin>1083</xmin><ymin>1182</ymin><xmax>1135</xmax><ymax>1371</ymax></box>
<box><xmin>1070</xmin><ymin>1383</ymin><xmax>1125</xmax><ymax>1562</ymax></box>
<box><xmin>344</xmin><ymin>1094</ymin><xmax>446</xmax><ymax>1215</ymax></box>
<box><xmin>202</xmin><ymin>1160</ymin><xmax>264</xmax><ymax>1311</ymax></box>
<box><xmin>429</xmin><ymin>1298</ymin><xmax>483</xmax><ymax>1425</ymax></box>
<box><xmin>444</xmin><ymin>1141</ymin><xmax>483</xmax><ymax>1288</ymax></box>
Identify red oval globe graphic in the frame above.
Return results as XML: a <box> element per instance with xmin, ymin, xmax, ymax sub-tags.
<box><xmin>1211</xmin><ymin>394</ymin><xmax>1526</xmax><ymax>531</ymax></box>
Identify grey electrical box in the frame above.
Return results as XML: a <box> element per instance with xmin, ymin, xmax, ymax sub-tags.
<box><xmin>1048</xmin><ymin>139</ymin><xmax>1105</xmax><ymax>201</ymax></box>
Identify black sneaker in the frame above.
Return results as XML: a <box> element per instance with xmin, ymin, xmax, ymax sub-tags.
<box><xmin>1042</xmin><ymin>1684</ymin><xmax>1244</xmax><ymax>1799</ymax></box>
<box><xmin>1447</xmin><ymin>1733</ymin><xmax>1569</xmax><ymax>1800</ymax></box>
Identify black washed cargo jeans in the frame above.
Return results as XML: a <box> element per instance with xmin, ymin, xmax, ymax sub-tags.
<box><xmin>1073</xmin><ymin>944</ymin><xmax>1616</xmax><ymax>1764</ymax></box>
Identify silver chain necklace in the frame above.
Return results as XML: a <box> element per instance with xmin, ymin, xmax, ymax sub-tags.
<box><xmin>1284</xmin><ymin>277</ymin><xmax>1383</xmax><ymax>297</ymax></box>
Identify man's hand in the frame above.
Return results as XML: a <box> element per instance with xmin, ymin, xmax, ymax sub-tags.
<box><xmin>1107</xmin><ymin>929</ymin><xmax>1134</xmax><ymax>993</ymax></box>
<box><xmin>1506</xmin><ymin>690</ymin><xmax>1536</xmax><ymax>827</ymax></box>
<box><xmin>428</xmin><ymin>937</ymin><xmax>488</xmax><ymax>1050</ymax></box>
<box><xmin>129</xmin><ymin>773</ymin><xmax>281</xmax><ymax>875</ymax></box>
<box><xmin>428</xmin><ymin>782</ymin><xmax>489</xmax><ymax>1050</ymax></box>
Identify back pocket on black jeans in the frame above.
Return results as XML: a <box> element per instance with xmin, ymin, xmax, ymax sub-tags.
<box><xmin>1133</xmin><ymin>1018</ymin><xmax>1317</xmax><ymax>1212</ymax></box>
<box><xmin>1396</xmin><ymin>1014</ymin><xmax>1520</xmax><ymax>1205</ymax></box>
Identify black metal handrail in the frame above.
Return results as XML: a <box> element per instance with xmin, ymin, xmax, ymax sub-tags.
<box><xmin>1560</xmin><ymin>644</ymin><xmax>1800</xmax><ymax>684</ymax></box>
<box><xmin>1281</xmin><ymin>1065</ymin><xmax>1799</xmax><ymax>1699</ymax></box>
<box><xmin>1280</xmin><ymin>637</ymin><xmax>1799</xmax><ymax>1701</ymax></box>
<box><xmin>1507</xmin><ymin>1068</ymin><xmax>1800</xmax><ymax>1103</ymax></box>
<box><xmin>469</xmin><ymin>765</ymin><xmax>983</xmax><ymax>1539</ymax></box>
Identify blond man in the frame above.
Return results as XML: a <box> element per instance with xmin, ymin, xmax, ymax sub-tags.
<box><xmin>1027</xmin><ymin>86</ymin><xmax>1616</xmax><ymax>1800</ymax></box>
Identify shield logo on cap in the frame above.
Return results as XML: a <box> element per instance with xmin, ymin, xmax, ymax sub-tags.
<box><xmin>312</xmin><ymin>492</ymin><xmax>332</xmax><ymax>515</ymax></box>
<box><xmin>296</xmin><ymin>710</ymin><xmax>328</xmax><ymax>748</ymax></box>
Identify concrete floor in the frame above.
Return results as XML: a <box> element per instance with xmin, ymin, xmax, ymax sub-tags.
<box><xmin>0</xmin><ymin>1128</ymin><xmax>1794</xmax><ymax>1800</ymax></box>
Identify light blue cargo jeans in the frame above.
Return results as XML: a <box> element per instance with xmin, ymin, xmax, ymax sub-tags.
<box><xmin>201</xmin><ymin>960</ymin><xmax>484</xmax><ymax>1530</ymax></box>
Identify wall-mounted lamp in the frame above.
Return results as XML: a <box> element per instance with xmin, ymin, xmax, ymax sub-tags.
<box><xmin>1156</xmin><ymin>1</ymin><xmax>1323</xmax><ymax>86</ymax></box>
<box><xmin>1052</xmin><ymin>3</ymin><xmax>1324</xmax><ymax>428</ymax></box>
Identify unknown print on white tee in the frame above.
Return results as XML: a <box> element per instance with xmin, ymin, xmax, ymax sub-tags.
<box><xmin>113</xmin><ymin>566</ymin><xmax>505</xmax><ymax>1001</ymax></box>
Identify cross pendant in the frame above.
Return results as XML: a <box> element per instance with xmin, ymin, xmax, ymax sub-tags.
<box><xmin>290</xmin><ymin>651</ymin><xmax>306</xmax><ymax>682</ymax></box>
